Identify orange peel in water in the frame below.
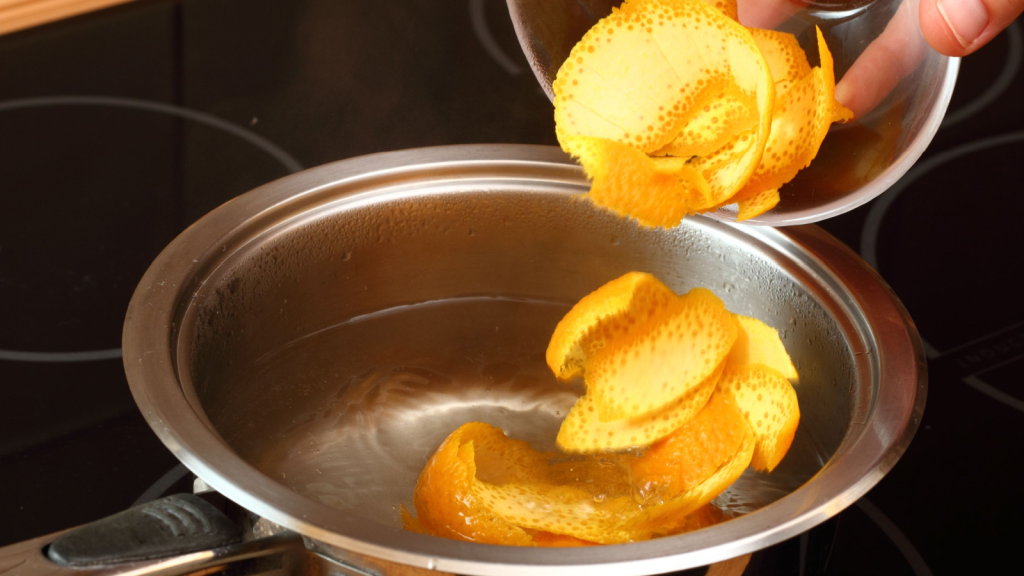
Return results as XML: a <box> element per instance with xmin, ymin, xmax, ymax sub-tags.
<box><xmin>453</xmin><ymin>417</ymin><xmax>746</xmax><ymax>544</ymax></box>
<box><xmin>411</xmin><ymin>423</ymin><xmax>535</xmax><ymax>545</ymax></box>
<box><xmin>407</xmin><ymin>273</ymin><xmax>801</xmax><ymax>545</ymax></box>
<box><xmin>631</xmin><ymin>391</ymin><xmax>752</xmax><ymax>501</ymax></box>
<box><xmin>717</xmin><ymin>364</ymin><xmax>800</xmax><ymax>472</ymax></box>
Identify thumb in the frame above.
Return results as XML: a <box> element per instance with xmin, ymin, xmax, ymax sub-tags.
<box><xmin>920</xmin><ymin>0</ymin><xmax>1024</xmax><ymax>56</ymax></box>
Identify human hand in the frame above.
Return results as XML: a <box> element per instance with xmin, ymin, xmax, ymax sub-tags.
<box><xmin>737</xmin><ymin>0</ymin><xmax>1024</xmax><ymax>117</ymax></box>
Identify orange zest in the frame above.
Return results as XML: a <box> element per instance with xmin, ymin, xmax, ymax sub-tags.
<box><xmin>406</xmin><ymin>273</ymin><xmax>801</xmax><ymax>545</ymax></box>
<box><xmin>553</xmin><ymin>0</ymin><xmax>852</xmax><ymax>224</ymax></box>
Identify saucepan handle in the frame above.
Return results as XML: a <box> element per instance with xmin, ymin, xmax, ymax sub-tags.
<box><xmin>0</xmin><ymin>494</ymin><xmax>304</xmax><ymax>575</ymax></box>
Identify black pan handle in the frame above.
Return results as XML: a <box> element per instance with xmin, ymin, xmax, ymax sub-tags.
<box><xmin>0</xmin><ymin>494</ymin><xmax>303</xmax><ymax>576</ymax></box>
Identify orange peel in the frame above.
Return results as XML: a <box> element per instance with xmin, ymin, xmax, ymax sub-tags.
<box><xmin>717</xmin><ymin>364</ymin><xmax>800</xmax><ymax>472</ymax></box>
<box><xmin>728</xmin><ymin>315</ymin><xmax>799</xmax><ymax>381</ymax></box>
<box><xmin>564</xmin><ymin>136</ymin><xmax>712</xmax><ymax>227</ymax></box>
<box><xmin>735</xmin><ymin>28</ymin><xmax>851</xmax><ymax>203</ymax></box>
<box><xmin>736</xmin><ymin>187</ymin><xmax>780</xmax><ymax>220</ymax></box>
<box><xmin>546</xmin><ymin>272</ymin><xmax>677</xmax><ymax>381</ymax></box>
<box><xmin>554</xmin><ymin>0</ymin><xmax>775</xmax><ymax>219</ymax></box>
<box><xmin>652</xmin><ymin>87</ymin><xmax>758</xmax><ymax>159</ymax></box>
<box><xmin>556</xmin><ymin>361</ymin><xmax>723</xmax><ymax>453</ymax></box>
<box><xmin>553</xmin><ymin>0</ymin><xmax>855</xmax><ymax>223</ymax></box>
<box><xmin>411</xmin><ymin>423</ymin><xmax>535</xmax><ymax>545</ymax></box>
<box><xmin>629</xmin><ymin>394</ymin><xmax>754</xmax><ymax>530</ymax></box>
<box><xmin>409</xmin><ymin>275</ymin><xmax>802</xmax><ymax>545</ymax></box>
<box><xmin>631</xmin><ymin>390</ymin><xmax>753</xmax><ymax>502</ymax></box>
<box><xmin>586</xmin><ymin>287</ymin><xmax>738</xmax><ymax>421</ymax></box>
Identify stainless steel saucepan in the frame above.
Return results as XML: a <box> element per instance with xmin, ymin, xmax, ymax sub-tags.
<box><xmin>2</xmin><ymin>144</ymin><xmax>925</xmax><ymax>576</ymax></box>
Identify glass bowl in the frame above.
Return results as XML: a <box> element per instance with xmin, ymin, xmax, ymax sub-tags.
<box><xmin>507</xmin><ymin>0</ymin><xmax>958</xmax><ymax>225</ymax></box>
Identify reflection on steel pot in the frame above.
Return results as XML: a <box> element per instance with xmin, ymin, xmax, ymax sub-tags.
<box><xmin>1</xmin><ymin>145</ymin><xmax>926</xmax><ymax>575</ymax></box>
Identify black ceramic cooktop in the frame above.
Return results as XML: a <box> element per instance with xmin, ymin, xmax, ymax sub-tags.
<box><xmin>1</xmin><ymin>1</ymin><xmax>1021</xmax><ymax>574</ymax></box>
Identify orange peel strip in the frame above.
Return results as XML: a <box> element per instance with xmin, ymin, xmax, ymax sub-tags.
<box><xmin>833</xmin><ymin>100</ymin><xmax>854</xmax><ymax>123</ymax></box>
<box><xmin>556</xmin><ymin>361</ymin><xmax>723</xmax><ymax>453</ymax></box>
<box><xmin>631</xmin><ymin>390</ymin><xmax>753</xmax><ymax>503</ymax></box>
<box><xmin>702</xmin><ymin>0</ymin><xmax>738</xmax><ymax>20</ymax></box>
<box><xmin>735</xmin><ymin>28</ymin><xmax>843</xmax><ymax>203</ymax></box>
<box><xmin>467</xmin><ymin>414</ymin><xmax>746</xmax><ymax>543</ymax></box>
<box><xmin>749</xmin><ymin>28</ymin><xmax>812</xmax><ymax>88</ymax></box>
<box><xmin>546</xmin><ymin>272</ymin><xmax>677</xmax><ymax>381</ymax></box>
<box><xmin>736</xmin><ymin>187</ymin><xmax>780</xmax><ymax>221</ymax></box>
<box><xmin>411</xmin><ymin>423</ymin><xmax>535</xmax><ymax>545</ymax></box>
<box><xmin>629</xmin><ymin>393</ymin><xmax>755</xmax><ymax>530</ymax></box>
<box><xmin>728</xmin><ymin>314</ymin><xmax>799</xmax><ymax>381</ymax></box>
<box><xmin>554</xmin><ymin>0</ymin><xmax>775</xmax><ymax>216</ymax></box>
<box><xmin>587</xmin><ymin>287</ymin><xmax>738</xmax><ymax>422</ymax></box>
<box><xmin>564</xmin><ymin>136</ymin><xmax>711</xmax><ymax>227</ymax></box>
<box><xmin>717</xmin><ymin>364</ymin><xmax>800</xmax><ymax>472</ymax></box>
<box><xmin>652</xmin><ymin>87</ymin><xmax>758</xmax><ymax>159</ymax></box>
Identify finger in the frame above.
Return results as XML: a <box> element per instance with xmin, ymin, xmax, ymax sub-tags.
<box><xmin>920</xmin><ymin>0</ymin><xmax>1024</xmax><ymax>56</ymax></box>
<box><xmin>737</xmin><ymin>0</ymin><xmax>809</xmax><ymax>29</ymax></box>
<box><xmin>835</xmin><ymin>0</ymin><xmax>929</xmax><ymax>117</ymax></box>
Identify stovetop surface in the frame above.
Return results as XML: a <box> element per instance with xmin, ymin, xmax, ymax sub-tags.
<box><xmin>1</xmin><ymin>1</ymin><xmax>1021</xmax><ymax>574</ymax></box>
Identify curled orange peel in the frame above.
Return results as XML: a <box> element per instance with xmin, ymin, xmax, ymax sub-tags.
<box><xmin>631</xmin><ymin>390</ymin><xmax>753</xmax><ymax>503</ymax></box>
<box><xmin>554</xmin><ymin>0</ymin><xmax>775</xmax><ymax>216</ymax></box>
<box><xmin>736</xmin><ymin>187</ymin><xmax>780</xmax><ymax>221</ymax></box>
<box><xmin>411</xmin><ymin>423</ymin><xmax>536</xmax><ymax>545</ymax></box>
<box><xmin>557</xmin><ymin>361</ymin><xmax>723</xmax><ymax>453</ymax></box>
<box><xmin>546</xmin><ymin>272</ymin><xmax>677</xmax><ymax>381</ymax></box>
<box><xmin>733</xmin><ymin>28</ymin><xmax>854</xmax><ymax>215</ymax></box>
<box><xmin>409</xmin><ymin>275</ymin><xmax>802</xmax><ymax>545</ymax></box>
<box><xmin>554</xmin><ymin>0</ymin><xmax>855</xmax><ymax>224</ymax></box>
<box><xmin>717</xmin><ymin>364</ymin><xmax>800</xmax><ymax>472</ymax></box>
<box><xmin>586</xmin><ymin>287</ymin><xmax>738</xmax><ymax>421</ymax></box>
<box><xmin>453</xmin><ymin>416</ymin><xmax>749</xmax><ymax>544</ymax></box>
<box><xmin>728</xmin><ymin>314</ymin><xmax>799</xmax><ymax>381</ymax></box>
<box><xmin>564</xmin><ymin>136</ymin><xmax>712</xmax><ymax>227</ymax></box>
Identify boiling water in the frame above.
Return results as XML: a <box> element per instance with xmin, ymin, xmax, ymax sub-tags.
<box><xmin>226</xmin><ymin>296</ymin><xmax>824</xmax><ymax>530</ymax></box>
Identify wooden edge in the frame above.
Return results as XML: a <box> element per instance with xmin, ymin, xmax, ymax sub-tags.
<box><xmin>0</xmin><ymin>0</ymin><xmax>135</xmax><ymax>36</ymax></box>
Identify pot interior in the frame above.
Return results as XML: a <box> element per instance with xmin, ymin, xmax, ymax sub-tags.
<box><xmin>182</xmin><ymin>187</ymin><xmax>867</xmax><ymax>536</ymax></box>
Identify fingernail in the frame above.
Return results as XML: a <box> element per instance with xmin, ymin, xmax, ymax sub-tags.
<box><xmin>937</xmin><ymin>0</ymin><xmax>989</xmax><ymax>49</ymax></box>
